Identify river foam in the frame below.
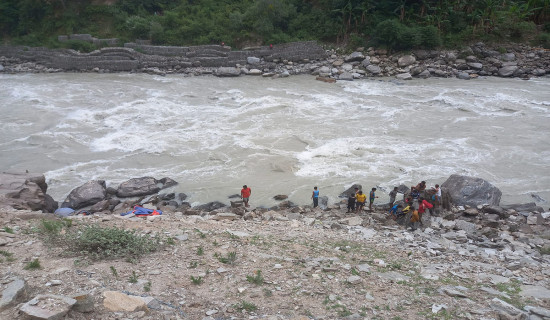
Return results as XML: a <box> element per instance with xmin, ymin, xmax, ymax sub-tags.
<box><xmin>1</xmin><ymin>73</ymin><xmax>549</xmax><ymax>207</ymax></box>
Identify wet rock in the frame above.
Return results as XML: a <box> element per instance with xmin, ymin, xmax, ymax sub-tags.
<box><xmin>441</xmin><ymin>174</ymin><xmax>502</xmax><ymax>207</ymax></box>
<box><xmin>502</xmin><ymin>203</ymin><xmax>543</xmax><ymax>213</ymax></box>
<box><xmin>483</xmin><ymin>206</ymin><xmax>509</xmax><ymax>219</ymax></box>
<box><xmin>62</xmin><ymin>180</ymin><xmax>106</xmax><ymax>210</ymax></box>
<box><xmin>366</xmin><ymin>65</ymin><xmax>381</xmax><ymax>74</ymax></box>
<box><xmin>396</xmin><ymin>72</ymin><xmax>412</xmax><ymax>80</ymax></box>
<box><xmin>345</xmin><ymin>52</ymin><xmax>365</xmax><ymax>62</ymax></box>
<box><xmin>215</xmin><ymin>67</ymin><xmax>241</xmax><ymax>77</ymax></box>
<box><xmin>195</xmin><ymin>201</ymin><xmax>226</xmax><ymax>212</ymax></box>
<box><xmin>116</xmin><ymin>176</ymin><xmax>174</xmax><ymax>198</ymax></box>
<box><xmin>499</xmin><ymin>66</ymin><xmax>519</xmax><ymax>77</ymax></box>
<box><xmin>273</xmin><ymin>195</ymin><xmax>288</xmax><ymax>200</ymax></box>
<box><xmin>20</xmin><ymin>294</ymin><xmax>77</xmax><ymax>320</ymax></box>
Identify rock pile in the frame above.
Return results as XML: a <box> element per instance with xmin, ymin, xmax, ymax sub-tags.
<box><xmin>0</xmin><ymin>41</ymin><xmax>548</xmax><ymax>80</ymax></box>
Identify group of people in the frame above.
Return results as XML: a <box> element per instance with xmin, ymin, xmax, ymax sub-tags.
<box><xmin>388</xmin><ymin>181</ymin><xmax>442</xmax><ymax>230</ymax></box>
<box><xmin>345</xmin><ymin>187</ymin><xmax>379</xmax><ymax>213</ymax></box>
<box><xmin>241</xmin><ymin>181</ymin><xmax>442</xmax><ymax>230</ymax></box>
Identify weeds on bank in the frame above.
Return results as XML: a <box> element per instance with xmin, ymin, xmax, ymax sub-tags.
<box><xmin>35</xmin><ymin>220</ymin><xmax>165</xmax><ymax>262</ymax></box>
<box><xmin>216</xmin><ymin>251</ymin><xmax>237</xmax><ymax>264</ymax></box>
<box><xmin>2</xmin><ymin>226</ymin><xmax>14</xmax><ymax>234</ymax></box>
<box><xmin>128</xmin><ymin>271</ymin><xmax>139</xmax><ymax>283</ymax></box>
<box><xmin>110</xmin><ymin>266</ymin><xmax>119</xmax><ymax>278</ymax></box>
<box><xmin>196</xmin><ymin>247</ymin><xmax>204</xmax><ymax>256</ymax></box>
<box><xmin>190</xmin><ymin>275</ymin><xmax>203</xmax><ymax>285</ymax></box>
<box><xmin>233</xmin><ymin>300</ymin><xmax>257</xmax><ymax>312</ymax></box>
<box><xmin>0</xmin><ymin>250</ymin><xmax>15</xmax><ymax>263</ymax></box>
<box><xmin>144</xmin><ymin>281</ymin><xmax>152</xmax><ymax>292</ymax></box>
<box><xmin>24</xmin><ymin>258</ymin><xmax>41</xmax><ymax>270</ymax></box>
<box><xmin>194</xmin><ymin>228</ymin><xmax>206</xmax><ymax>239</ymax></box>
<box><xmin>495</xmin><ymin>279</ymin><xmax>525</xmax><ymax>308</ymax></box>
<box><xmin>246</xmin><ymin>270</ymin><xmax>264</xmax><ymax>285</ymax></box>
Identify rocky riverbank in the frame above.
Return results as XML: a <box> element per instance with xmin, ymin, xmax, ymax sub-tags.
<box><xmin>0</xmin><ymin>172</ymin><xmax>549</xmax><ymax>319</ymax></box>
<box><xmin>0</xmin><ymin>41</ymin><xmax>549</xmax><ymax>80</ymax></box>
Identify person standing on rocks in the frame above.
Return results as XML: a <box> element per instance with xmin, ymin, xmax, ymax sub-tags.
<box><xmin>312</xmin><ymin>186</ymin><xmax>319</xmax><ymax>208</ymax></box>
<box><xmin>433</xmin><ymin>184</ymin><xmax>441</xmax><ymax>214</ymax></box>
<box><xmin>369</xmin><ymin>187</ymin><xmax>378</xmax><ymax>212</ymax></box>
<box><xmin>347</xmin><ymin>193</ymin><xmax>356</xmax><ymax>213</ymax></box>
<box><xmin>417</xmin><ymin>197</ymin><xmax>433</xmax><ymax>227</ymax></box>
<box><xmin>355</xmin><ymin>190</ymin><xmax>366</xmax><ymax>213</ymax></box>
<box><xmin>241</xmin><ymin>185</ymin><xmax>251</xmax><ymax>207</ymax></box>
<box><xmin>389</xmin><ymin>187</ymin><xmax>398</xmax><ymax>208</ymax></box>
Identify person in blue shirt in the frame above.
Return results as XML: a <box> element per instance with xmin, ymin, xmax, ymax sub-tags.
<box><xmin>312</xmin><ymin>186</ymin><xmax>319</xmax><ymax>208</ymax></box>
<box><xmin>369</xmin><ymin>187</ymin><xmax>378</xmax><ymax>212</ymax></box>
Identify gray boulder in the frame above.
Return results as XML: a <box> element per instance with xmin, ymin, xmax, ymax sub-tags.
<box><xmin>457</xmin><ymin>72</ymin><xmax>471</xmax><ymax>80</ymax></box>
<box><xmin>501</xmin><ymin>202</ymin><xmax>543</xmax><ymax>213</ymax></box>
<box><xmin>215</xmin><ymin>67</ymin><xmax>241</xmax><ymax>77</ymax></box>
<box><xmin>195</xmin><ymin>201</ymin><xmax>226</xmax><ymax>212</ymax></box>
<box><xmin>498</xmin><ymin>66</ymin><xmax>518</xmax><ymax>77</ymax></box>
<box><xmin>398</xmin><ymin>55</ymin><xmax>416</xmax><ymax>67</ymax></box>
<box><xmin>482</xmin><ymin>206</ymin><xmax>509</xmax><ymax>219</ymax></box>
<box><xmin>0</xmin><ymin>172</ymin><xmax>50</xmax><ymax>211</ymax></box>
<box><xmin>62</xmin><ymin>180</ymin><xmax>107</xmax><ymax>210</ymax></box>
<box><xmin>247</xmin><ymin>57</ymin><xmax>261</xmax><ymax>65</ymax></box>
<box><xmin>345</xmin><ymin>52</ymin><xmax>365</xmax><ymax>62</ymax></box>
<box><xmin>441</xmin><ymin>174</ymin><xmax>502</xmax><ymax>207</ymax></box>
<box><xmin>396</xmin><ymin>72</ymin><xmax>412</xmax><ymax>80</ymax></box>
<box><xmin>116</xmin><ymin>177</ymin><xmax>176</xmax><ymax>198</ymax></box>
<box><xmin>365</xmin><ymin>65</ymin><xmax>381</xmax><ymax>74</ymax></box>
<box><xmin>361</xmin><ymin>57</ymin><xmax>371</xmax><ymax>67</ymax></box>
<box><xmin>338</xmin><ymin>72</ymin><xmax>354</xmax><ymax>81</ymax></box>
<box><xmin>340</xmin><ymin>184</ymin><xmax>362</xmax><ymax>198</ymax></box>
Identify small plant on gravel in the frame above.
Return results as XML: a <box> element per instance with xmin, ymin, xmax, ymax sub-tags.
<box><xmin>217</xmin><ymin>251</ymin><xmax>237</xmax><ymax>264</ymax></box>
<box><xmin>110</xmin><ymin>266</ymin><xmax>119</xmax><ymax>279</ymax></box>
<box><xmin>213</xmin><ymin>240</ymin><xmax>219</xmax><ymax>246</ymax></box>
<box><xmin>2</xmin><ymin>226</ymin><xmax>14</xmax><ymax>234</ymax></box>
<box><xmin>189</xmin><ymin>261</ymin><xmax>198</xmax><ymax>268</ymax></box>
<box><xmin>539</xmin><ymin>246</ymin><xmax>550</xmax><ymax>255</ymax></box>
<box><xmin>350</xmin><ymin>268</ymin><xmax>360</xmax><ymax>276</ymax></box>
<box><xmin>144</xmin><ymin>281</ymin><xmax>152</xmax><ymax>292</ymax></box>
<box><xmin>262</xmin><ymin>288</ymin><xmax>273</xmax><ymax>297</ymax></box>
<box><xmin>128</xmin><ymin>271</ymin><xmax>139</xmax><ymax>283</ymax></box>
<box><xmin>190</xmin><ymin>275</ymin><xmax>203</xmax><ymax>285</ymax></box>
<box><xmin>194</xmin><ymin>228</ymin><xmax>206</xmax><ymax>239</ymax></box>
<box><xmin>233</xmin><ymin>300</ymin><xmax>257</xmax><ymax>312</ymax></box>
<box><xmin>38</xmin><ymin>219</ymin><xmax>72</xmax><ymax>240</ymax></box>
<box><xmin>165</xmin><ymin>237</ymin><xmax>175</xmax><ymax>245</ymax></box>
<box><xmin>24</xmin><ymin>258</ymin><xmax>41</xmax><ymax>270</ymax></box>
<box><xmin>0</xmin><ymin>250</ymin><xmax>15</xmax><ymax>262</ymax></box>
<box><xmin>196</xmin><ymin>247</ymin><xmax>204</xmax><ymax>256</ymax></box>
<box><xmin>246</xmin><ymin>270</ymin><xmax>264</xmax><ymax>285</ymax></box>
<box><xmin>65</xmin><ymin>225</ymin><xmax>162</xmax><ymax>262</ymax></box>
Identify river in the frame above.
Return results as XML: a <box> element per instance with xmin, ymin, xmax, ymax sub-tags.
<box><xmin>1</xmin><ymin>73</ymin><xmax>549</xmax><ymax>208</ymax></box>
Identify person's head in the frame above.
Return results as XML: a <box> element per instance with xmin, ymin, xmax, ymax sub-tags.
<box><xmin>354</xmin><ymin>187</ymin><xmax>358</xmax><ymax>191</ymax></box>
<box><xmin>435</xmin><ymin>184</ymin><xmax>439</xmax><ymax>188</ymax></box>
<box><xmin>243</xmin><ymin>185</ymin><xmax>247</xmax><ymax>189</ymax></box>
<box><xmin>314</xmin><ymin>186</ymin><xmax>317</xmax><ymax>190</ymax></box>
<box><xmin>358</xmin><ymin>191</ymin><xmax>363</xmax><ymax>194</ymax></box>
<box><xmin>393</xmin><ymin>187</ymin><xmax>398</xmax><ymax>191</ymax></box>
<box><xmin>420</xmin><ymin>197</ymin><xmax>425</xmax><ymax>201</ymax></box>
<box><xmin>372</xmin><ymin>187</ymin><xmax>376</xmax><ymax>191</ymax></box>
<box><xmin>421</xmin><ymin>181</ymin><xmax>426</xmax><ymax>185</ymax></box>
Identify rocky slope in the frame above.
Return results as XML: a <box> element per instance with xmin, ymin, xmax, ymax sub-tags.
<box><xmin>1</xmin><ymin>196</ymin><xmax>549</xmax><ymax>320</ymax></box>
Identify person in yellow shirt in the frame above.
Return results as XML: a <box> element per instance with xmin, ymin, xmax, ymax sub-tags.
<box><xmin>355</xmin><ymin>190</ymin><xmax>367</xmax><ymax>213</ymax></box>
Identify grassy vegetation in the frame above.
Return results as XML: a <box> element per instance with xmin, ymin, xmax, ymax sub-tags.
<box><xmin>246</xmin><ymin>270</ymin><xmax>264</xmax><ymax>285</ymax></box>
<box><xmin>233</xmin><ymin>300</ymin><xmax>257</xmax><ymax>312</ymax></box>
<box><xmin>34</xmin><ymin>219</ymin><xmax>166</xmax><ymax>263</ymax></box>
<box><xmin>24</xmin><ymin>258</ymin><xmax>41</xmax><ymax>270</ymax></box>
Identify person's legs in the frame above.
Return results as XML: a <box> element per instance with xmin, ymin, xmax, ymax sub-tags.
<box><xmin>313</xmin><ymin>198</ymin><xmax>318</xmax><ymax>208</ymax></box>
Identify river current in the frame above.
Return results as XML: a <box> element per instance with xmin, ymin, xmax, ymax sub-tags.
<box><xmin>1</xmin><ymin>73</ymin><xmax>549</xmax><ymax>207</ymax></box>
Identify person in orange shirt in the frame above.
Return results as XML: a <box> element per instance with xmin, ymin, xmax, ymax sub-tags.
<box><xmin>240</xmin><ymin>185</ymin><xmax>251</xmax><ymax>207</ymax></box>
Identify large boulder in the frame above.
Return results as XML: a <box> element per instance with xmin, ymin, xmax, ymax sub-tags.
<box><xmin>340</xmin><ymin>184</ymin><xmax>362</xmax><ymax>198</ymax></box>
<box><xmin>116</xmin><ymin>177</ymin><xmax>176</xmax><ymax>198</ymax></box>
<box><xmin>215</xmin><ymin>67</ymin><xmax>241</xmax><ymax>77</ymax></box>
<box><xmin>62</xmin><ymin>180</ymin><xmax>107</xmax><ymax>210</ymax></box>
<box><xmin>441</xmin><ymin>174</ymin><xmax>502</xmax><ymax>207</ymax></box>
<box><xmin>195</xmin><ymin>201</ymin><xmax>226</xmax><ymax>212</ymax></box>
<box><xmin>0</xmin><ymin>172</ymin><xmax>53</xmax><ymax>212</ymax></box>
<box><xmin>398</xmin><ymin>55</ymin><xmax>416</xmax><ymax>67</ymax></box>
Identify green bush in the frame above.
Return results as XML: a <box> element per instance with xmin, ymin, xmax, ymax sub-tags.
<box><xmin>419</xmin><ymin>25</ymin><xmax>441</xmax><ymax>49</ymax></box>
<box><xmin>65</xmin><ymin>225</ymin><xmax>162</xmax><ymax>262</ymax></box>
<box><xmin>371</xmin><ymin>19</ymin><xmax>404</xmax><ymax>51</ymax></box>
<box><xmin>61</xmin><ymin>40</ymin><xmax>97</xmax><ymax>53</ymax></box>
<box><xmin>534</xmin><ymin>33</ymin><xmax>550</xmax><ymax>49</ymax></box>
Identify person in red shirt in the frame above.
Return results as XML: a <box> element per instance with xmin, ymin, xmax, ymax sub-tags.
<box><xmin>417</xmin><ymin>196</ymin><xmax>433</xmax><ymax>226</ymax></box>
<box><xmin>240</xmin><ymin>185</ymin><xmax>251</xmax><ymax>207</ymax></box>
